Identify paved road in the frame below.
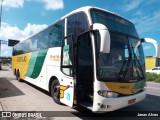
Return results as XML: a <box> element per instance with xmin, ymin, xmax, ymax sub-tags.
<box><xmin>0</xmin><ymin>66</ymin><xmax>160</xmax><ymax>120</ymax></box>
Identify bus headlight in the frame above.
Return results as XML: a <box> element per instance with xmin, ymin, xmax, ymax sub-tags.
<box><xmin>98</xmin><ymin>90</ymin><xmax>119</xmax><ymax>98</ymax></box>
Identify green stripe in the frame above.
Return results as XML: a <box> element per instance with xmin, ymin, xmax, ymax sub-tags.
<box><xmin>26</xmin><ymin>49</ymin><xmax>48</xmax><ymax>79</ymax></box>
<box><xmin>134</xmin><ymin>80</ymin><xmax>145</xmax><ymax>89</ymax></box>
<box><xmin>25</xmin><ymin>51</ymin><xmax>39</xmax><ymax>77</ymax></box>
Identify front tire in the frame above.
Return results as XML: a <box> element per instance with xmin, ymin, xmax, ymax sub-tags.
<box><xmin>51</xmin><ymin>79</ymin><xmax>61</xmax><ymax>104</ymax></box>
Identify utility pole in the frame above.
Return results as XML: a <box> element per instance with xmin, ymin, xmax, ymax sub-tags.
<box><xmin>0</xmin><ymin>40</ymin><xmax>7</xmax><ymax>70</ymax></box>
<box><xmin>0</xmin><ymin>0</ymin><xmax>4</xmax><ymax>70</ymax></box>
<box><xmin>0</xmin><ymin>41</ymin><xmax>1</xmax><ymax>70</ymax></box>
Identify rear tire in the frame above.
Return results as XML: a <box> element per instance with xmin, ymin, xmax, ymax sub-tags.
<box><xmin>16</xmin><ymin>70</ymin><xmax>22</xmax><ymax>82</ymax></box>
<box><xmin>14</xmin><ymin>69</ymin><xmax>16</xmax><ymax>76</ymax></box>
<box><xmin>51</xmin><ymin>79</ymin><xmax>61</xmax><ymax>104</ymax></box>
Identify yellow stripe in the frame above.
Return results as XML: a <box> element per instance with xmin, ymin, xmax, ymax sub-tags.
<box><xmin>105</xmin><ymin>82</ymin><xmax>142</xmax><ymax>95</ymax></box>
<box><xmin>12</xmin><ymin>53</ymin><xmax>31</xmax><ymax>80</ymax></box>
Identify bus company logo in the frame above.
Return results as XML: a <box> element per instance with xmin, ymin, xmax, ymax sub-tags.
<box><xmin>17</xmin><ymin>56</ymin><xmax>27</xmax><ymax>62</ymax></box>
<box><xmin>50</xmin><ymin>55</ymin><xmax>60</xmax><ymax>61</ymax></box>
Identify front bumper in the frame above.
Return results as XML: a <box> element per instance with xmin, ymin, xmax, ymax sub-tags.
<box><xmin>92</xmin><ymin>90</ymin><xmax>147</xmax><ymax>112</ymax></box>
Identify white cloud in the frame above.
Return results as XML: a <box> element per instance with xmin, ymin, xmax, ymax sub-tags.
<box><xmin>0</xmin><ymin>22</ymin><xmax>48</xmax><ymax>56</ymax></box>
<box><xmin>124</xmin><ymin>0</ymin><xmax>143</xmax><ymax>11</ymax></box>
<box><xmin>36</xmin><ymin>0</ymin><xmax>64</xmax><ymax>10</ymax></box>
<box><xmin>130</xmin><ymin>10</ymin><xmax>160</xmax><ymax>34</ymax></box>
<box><xmin>3</xmin><ymin>0</ymin><xmax>24</xmax><ymax>8</ymax></box>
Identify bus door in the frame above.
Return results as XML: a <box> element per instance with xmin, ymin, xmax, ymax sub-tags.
<box><xmin>75</xmin><ymin>31</ymin><xmax>94</xmax><ymax>106</ymax></box>
<box><xmin>60</xmin><ymin>35</ymin><xmax>74</xmax><ymax>107</ymax></box>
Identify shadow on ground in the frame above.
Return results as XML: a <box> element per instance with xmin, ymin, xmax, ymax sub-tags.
<box><xmin>38</xmin><ymin>94</ymin><xmax>160</xmax><ymax>120</ymax></box>
<box><xmin>0</xmin><ymin>77</ymin><xmax>25</xmax><ymax>98</ymax></box>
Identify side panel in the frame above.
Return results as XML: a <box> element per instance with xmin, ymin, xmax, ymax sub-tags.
<box><xmin>42</xmin><ymin>47</ymin><xmax>62</xmax><ymax>90</ymax></box>
<box><xmin>12</xmin><ymin>53</ymin><xmax>32</xmax><ymax>79</ymax></box>
<box><xmin>12</xmin><ymin>49</ymin><xmax>49</xmax><ymax>89</ymax></box>
<box><xmin>59</xmin><ymin>75</ymin><xmax>74</xmax><ymax>107</ymax></box>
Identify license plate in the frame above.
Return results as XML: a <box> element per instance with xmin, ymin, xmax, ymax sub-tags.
<box><xmin>128</xmin><ymin>98</ymin><xmax>136</xmax><ymax>104</ymax></box>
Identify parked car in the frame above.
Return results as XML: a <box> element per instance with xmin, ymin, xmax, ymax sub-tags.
<box><xmin>146</xmin><ymin>67</ymin><xmax>160</xmax><ymax>74</ymax></box>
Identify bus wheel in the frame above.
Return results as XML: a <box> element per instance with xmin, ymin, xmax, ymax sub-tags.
<box><xmin>16</xmin><ymin>70</ymin><xmax>22</xmax><ymax>82</ymax></box>
<box><xmin>14</xmin><ymin>69</ymin><xmax>16</xmax><ymax>76</ymax></box>
<box><xmin>51</xmin><ymin>80</ymin><xmax>61</xmax><ymax>104</ymax></box>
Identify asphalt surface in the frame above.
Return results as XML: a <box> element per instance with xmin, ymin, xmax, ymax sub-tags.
<box><xmin>0</xmin><ymin>65</ymin><xmax>160</xmax><ymax>120</ymax></box>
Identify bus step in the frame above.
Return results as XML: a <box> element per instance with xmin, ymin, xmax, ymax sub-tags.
<box><xmin>79</xmin><ymin>102</ymin><xmax>93</xmax><ymax>110</ymax></box>
<box><xmin>88</xmin><ymin>94</ymin><xmax>93</xmax><ymax>100</ymax></box>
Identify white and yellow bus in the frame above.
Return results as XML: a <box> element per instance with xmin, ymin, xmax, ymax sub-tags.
<box><xmin>12</xmin><ymin>6</ymin><xmax>146</xmax><ymax>112</ymax></box>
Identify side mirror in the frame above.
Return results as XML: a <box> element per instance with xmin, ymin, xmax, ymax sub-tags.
<box><xmin>141</xmin><ymin>38</ymin><xmax>146</xmax><ymax>43</ymax></box>
<box><xmin>90</xmin><ymin>23</ymin><xmax>110</xmax><ymax>53</ymax></box>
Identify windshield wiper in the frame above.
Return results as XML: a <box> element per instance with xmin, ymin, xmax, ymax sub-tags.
<box><xmin>130</xmin><ymin>44</ymin><xmax>145</xmax><ymax>79</ymax></box>
<box><xmin>118</xmin><ymin>47</ymin><xmax>132</xmax><ymax>81</ymax></box>
<box><xmin>118</xmin><ymin>59</ymin><xmax>126</xmax><ymax>80</ymax></box>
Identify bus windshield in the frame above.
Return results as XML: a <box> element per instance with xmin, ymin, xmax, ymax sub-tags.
<box><xmin>90</xmin><ymin>9</ymin><xmax>139</xmax><ymax>38</ymax></box>
<box><xmin>90</xmin><ymin>9</ymin><xmax>145</xmax><ymax>82</ymax></box>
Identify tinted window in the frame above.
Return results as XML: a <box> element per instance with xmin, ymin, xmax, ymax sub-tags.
<box><xmin>30</xmin><ymin>36</ymin><xmax>38</xmax><ymax>52</ymax></box>
<box><xmin>78</xmin><ymin>32</ymin><xmax>92</xmax><ymax>66</ymax></box>
<box><xmin>91</xmin><ymin>9</ymin><xmax>139</xmax><ymax>38</ymax></box>
<box><xmin>67</xmin><ymin>12</ymin><xmax>89</xmax><ymax>38</ymax></box>
<box><xmin>37</xmin><ymin>30</ymin><xmax>48</xmax><ymax>50</ymax></box>
<box><xmin>13</xmin><ymin>20</ymin><xmax>64</xmax><ymax>56</ymax></box>
<box><xmin>14</xmin><ymin>43</ymin><xmax>24</xmax><ymax>55</ymax></box>
<box><xmin>49</xmin><ymin>20</ymin><xmax>64</xmax><ymax>47</ymax></box>
<box><xmin>13</xmin><ymin>36</ymin><xmax>39</xmax><ymax>55</ymax></box>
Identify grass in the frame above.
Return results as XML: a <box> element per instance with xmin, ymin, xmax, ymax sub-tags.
<box><xmin>146</xmin><ymin>73</ymin><xmax>160</xmax><ymax>83</ymax></box>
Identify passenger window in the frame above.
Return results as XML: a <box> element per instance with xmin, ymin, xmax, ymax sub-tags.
<box><xmin>30</xmin><ymin>36</ymin><xmax>38</xmax><ymax>52</ymax></box>
<box><xmin>49</xmin><ymin>20</ymin><xmax>64</xmax><ymax>47</ymax></box>
<box><xmin>37</xmin><ymin>31</ymin><xmax>48</xmax><ymax>50</ymax></box>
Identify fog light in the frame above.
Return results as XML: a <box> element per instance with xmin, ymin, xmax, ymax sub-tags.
<box><xmin>98</xmin><ymin>90</ymin><xmax>119</xmax><ymax>98</ymax></box>
<box><xmin>98</xmin><ymin>103</ymin><xmax>106</xmax><ymax>109</ymax></box>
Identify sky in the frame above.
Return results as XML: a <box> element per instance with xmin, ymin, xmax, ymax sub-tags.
<box><xmin>0</xmin><ymin>0</ymin><xmax>159</xmax><ymax>57</ymax></box>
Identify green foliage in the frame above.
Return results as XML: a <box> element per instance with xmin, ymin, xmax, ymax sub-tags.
<box><xmin>146</xmin><ymin>73</ymin><xmax>160</xmax><ymax>83</ymax></box>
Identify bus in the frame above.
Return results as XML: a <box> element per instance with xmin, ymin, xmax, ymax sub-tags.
<box><xmin>12</xmin><ymin>6</ymin><xmax>147</xmax><ymax>112</ymax></box>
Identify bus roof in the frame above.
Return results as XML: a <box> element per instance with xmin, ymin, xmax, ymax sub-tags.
<box><xmin>14</xmin><ymin>6</ymin><xmax>130</xmax><ymax>47</ymax></box>
<box><xmin>61</xmin><ymin>6</ymin><xmax>123</xmax><ymax>20</ymax></box>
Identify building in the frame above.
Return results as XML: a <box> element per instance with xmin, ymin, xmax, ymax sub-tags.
<box><xmin>144</xmin><ymin>38</ymin><xmax>160</xmax><ymax>70</ymax></box>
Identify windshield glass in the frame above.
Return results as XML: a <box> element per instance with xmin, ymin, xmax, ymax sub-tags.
<box><xmin>90</xmin><ymin>9</ymin><xmax>139</xmax><ymax>38</ymax></box>
<box><xmin>91</xmin><ymin>9</ymin><xmax>145</xmax><ymax>82</ymax></box>
<box><xmin>96</xmin><ymin>32</ymin><xmax>145</xmax><ymax>81</ymax></box>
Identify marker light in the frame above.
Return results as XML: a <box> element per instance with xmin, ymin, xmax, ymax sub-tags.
<box><xmin>98</xmin><ymin>90</ymin><xmax>119</xmax><ymax>98</ymax></box>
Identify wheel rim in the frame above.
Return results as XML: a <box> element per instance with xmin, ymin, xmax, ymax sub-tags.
<box><xmin>53</xmin><ymin>85</ymin><xmax>60</xmax><ymax>98</ymax></box>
